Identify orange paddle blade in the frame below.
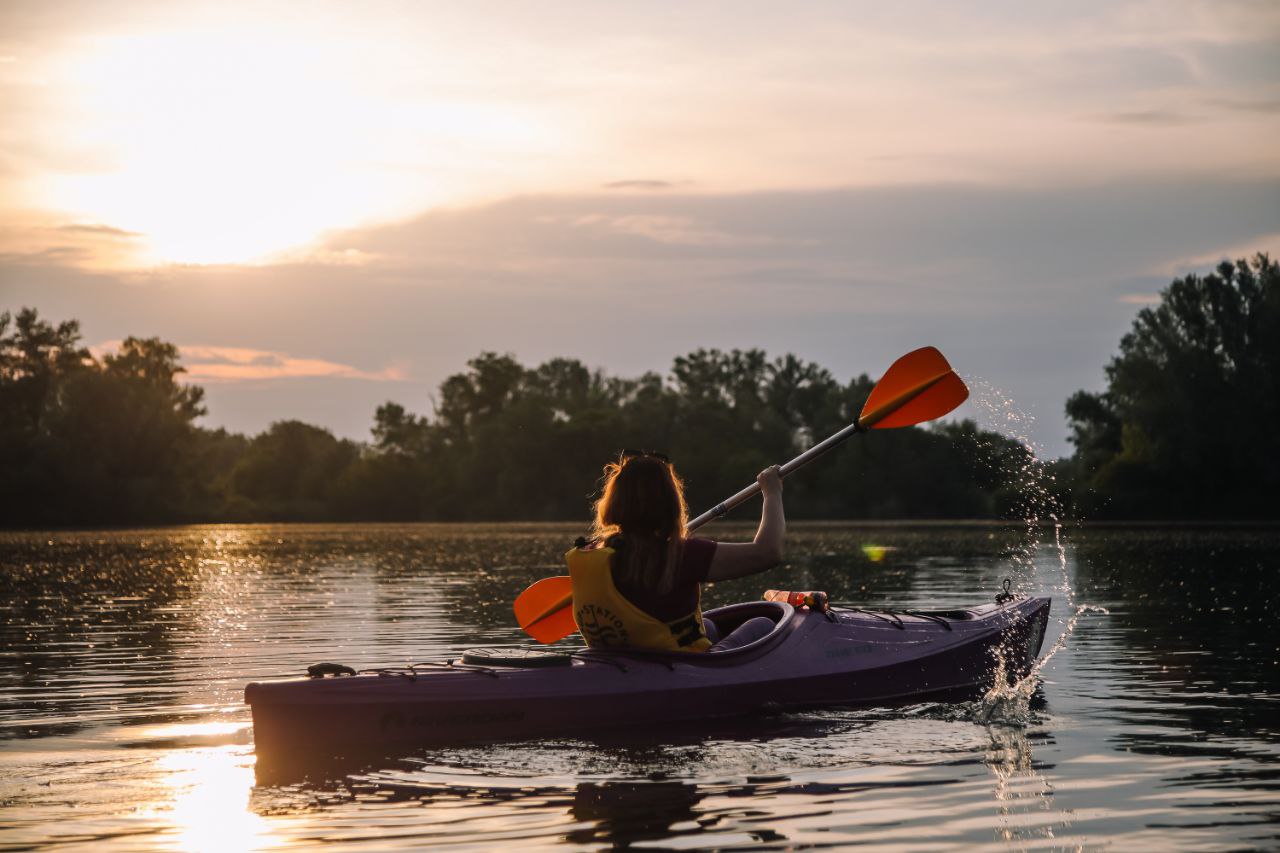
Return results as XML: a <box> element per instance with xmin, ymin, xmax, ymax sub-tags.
<box><xmin>859</xmin><ymin>346</ymin><xmax>968</xmax><ymax>430</ymax></box>
<box><xmin>513</xmin><ymin>575</ymin><xmax>577</xmax><ymax>644</ymax></box>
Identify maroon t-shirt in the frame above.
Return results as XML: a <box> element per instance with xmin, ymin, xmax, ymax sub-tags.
<box><xmin>610</xmin><ymin>537</ymin><xmax>717</xmax><ymax>623</ymax></box>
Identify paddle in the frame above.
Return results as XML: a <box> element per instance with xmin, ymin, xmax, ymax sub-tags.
<box><xmin>513</xmin><ymin>575</ymin><xmax>577</xmax><ymax>644</ymax></box>
<box><xmin>514</xmin><ymin>346</ymin><xmax>969</xmax><ymax>643</ymax></box>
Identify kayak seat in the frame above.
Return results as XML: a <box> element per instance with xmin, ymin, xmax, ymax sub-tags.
<box><xmin>699</xmin><ymin>601</ymin><xmax>791</xmax><ymax>655</ymax></box>
<box><xmin>576</xmin><ymin>601</ymin><xmax>795</xmax><ymax>663</ymax></box>
<box><xmin>702</xmin><ymin>601</ymin><xmax>791</xmax><ymax>655</ymax></box>
<box><xmin>704</xmin><ymin>600</ymin><xmax>783</xmax><ymax>632</ymax></box>
<box><xmin>708</xmin><ymin>616</ymin><xmax>774</xmax><ymax>651</ymax></box>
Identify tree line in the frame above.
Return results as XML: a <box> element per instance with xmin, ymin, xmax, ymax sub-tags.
<box><xmin>2</xmin><ymin>254</ymin><xmax>1273</xmax><ymax>526</ymax></box>
<box><xmin>0</xmin><ymin>312</ymin><xmax>1030</xmax><ymax>527</ymax></box>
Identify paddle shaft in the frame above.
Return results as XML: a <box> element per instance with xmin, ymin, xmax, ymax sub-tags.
<box><xmin>685</xmin><ymin>422</ymin><xmax>860</xmax><ymax>531</ymax></box>
<box><xmin>684</xmin><ymin>368</ymin><xmax>952</xmax><ymax>532</ymax></box>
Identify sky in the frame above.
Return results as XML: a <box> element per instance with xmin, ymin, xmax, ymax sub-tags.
<box><xmin>1</xmin><ymin>0</ymin><xmax>1277</xmax><ymax>458</ymax></box>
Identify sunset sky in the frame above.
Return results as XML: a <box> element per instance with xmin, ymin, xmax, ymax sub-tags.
<box><xmin>2</xmin><ymin>0</ymin><xmax>1277</xmax><ymax>457</ymax></box>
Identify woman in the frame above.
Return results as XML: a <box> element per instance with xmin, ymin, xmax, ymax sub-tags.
<box><xmin>567</xmin><ymin>451</ymin><xmax>785</xmax><ymax>652</ymax></box>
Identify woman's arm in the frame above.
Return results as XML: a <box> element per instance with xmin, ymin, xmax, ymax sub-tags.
<box><xmin>705</xmin><ymin>465</ymin><xmax>786</xmax><ymax>581</ymax></box>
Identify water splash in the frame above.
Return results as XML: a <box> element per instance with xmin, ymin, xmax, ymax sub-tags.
<box><xmin>964</xmin><ymin>378</ymin><xmax>1061</xmax><ymax>582</ymax></box>
<box><xmin>964</xmin><ymin>378</ymin><xmax>1108</xmax><ymax>726</ymax></box>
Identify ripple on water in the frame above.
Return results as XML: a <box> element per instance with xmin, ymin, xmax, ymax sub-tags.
<box><xmin>2</xmin><ymin>523</ymin><xmax>1279</xmax><ymax>850</ymax></box>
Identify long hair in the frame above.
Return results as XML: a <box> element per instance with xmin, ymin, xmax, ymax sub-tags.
<box><xmin>591</xmin><ymin>455</ymin><xmax>689</xmax><ymax>594</ymax></box>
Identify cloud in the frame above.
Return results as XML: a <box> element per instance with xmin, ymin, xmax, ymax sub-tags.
<box><xmin>0</xmin><ymin>246</ymin><xmax>91</xmax><ymax>264</ymax></box>
<box><xmin>1152</xmin><ymin>232</ymin><xmax>1280</xmax><ymax>277</ymax></box>
<box><xmin>0</xmin><ymin>220</ymin><xmax>145</xmax><ymax>269</ymax></box>
<box><xmin>1205</xmin><ymin>96</ymin><xmax>1280</xmax><ymax>115</ymax></box>
<box><xmin>333</xmin><ymin>177</ymin><xmax>1280</xmax><ymax>281</ymax></box>
<box><xmin>92</xmin><ymin>341</ymin><xmax>407</xmax><ymax>383</ymax></box>
<box><xmin>181</xmin><ymin>345</ymin><xmax>407</xmax><ymax>382</ymax></box>
<box><xmin>567</xmin><ymin>213</ymin><xmax>817</xmax><ymax>248</ymax></box>
<box><xmin>53</xmin><ymin>223</ymin><xmax>143</xmax><ymax>238</ymax></box>
<box><xmin>1118</xmin><ymin>294</ymin><xmax>1161</xmax><ymax>305</ymax></box>
<box><xmin>264</xmin><ymin>246</ymin><xmax>381</xmax><ymax>267</ymax></box>
<box><xmin>602</xmin><ymin>180</ymin><xmax>681</xmax><ymax>191</ymax></box>
<box><xmin>1090</xmin><ymin>109</ymin><xmax>1196</xmax><ymax>126</ymax></box>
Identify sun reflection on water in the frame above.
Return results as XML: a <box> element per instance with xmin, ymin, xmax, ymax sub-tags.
<box><xmin>144</xmin><ymin>741</ymin><xmax>279</xmax><ymax>852</ymax></box>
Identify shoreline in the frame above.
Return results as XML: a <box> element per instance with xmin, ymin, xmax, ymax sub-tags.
<box><xmin>3</xmin><ymin>518</ymin><xmax>1279</xmax><ymax>536</ymax></box>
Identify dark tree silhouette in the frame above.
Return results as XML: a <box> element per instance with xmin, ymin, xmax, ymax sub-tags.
<box><xmin>1</xmin><ymin>307</ymin><xmax>1039</xmax><ymax>526</ymax></box>
<box><xmin>0</xmin><ymin>308</ymin><xmax>92</xmax><ymax>432</ymax></box>
<box><xmin>0</xmin><ymin>312</ymin><xmax>208</xmax><ymax>524</ymax></box>
<box><xmin>229</xmin><ymin>420</ymin><xmax>359</xmax><ymax>520</ymax></box>
<box><xmin>347</xmin><ymin>347</ymin><xmax>1033</xmax><ymax>523</ymax></box>
<box><xmin>1066</xmin><ymin>255</ymin><xmax>1278</xmax><ymax>518</ymax></box>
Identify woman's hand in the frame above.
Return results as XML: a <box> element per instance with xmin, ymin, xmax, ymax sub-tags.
<box><xmin>757</xmin><ymin>465</ymin><xmax>783</xmax><ymax>496</ymax></box>
<box><xmin>708</xmin><ymin>465</ymin><xmax>786</xmax><ymax>582</ymax></box>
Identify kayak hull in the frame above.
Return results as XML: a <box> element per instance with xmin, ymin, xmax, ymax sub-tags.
<box><xmin>247</xmin><ymin>596</ymin><xmax>1050</xmax><ymax>763</ymax></box>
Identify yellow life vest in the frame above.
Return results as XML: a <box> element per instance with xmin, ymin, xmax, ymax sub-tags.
<box><xmin>566</xmin><ymin>543</ymin><xmax>712</xmax><ymax>652</ymax></box>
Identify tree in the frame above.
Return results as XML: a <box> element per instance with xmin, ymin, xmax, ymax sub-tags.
<box><xmin>230</xmin><ymin>421</ymin><xmax>359</xmax><ymax>519</ymax></box>
<box><xmin>1066</xmin><ymin>255</ymin><xmax>1279</xmax><ymax>518</ymax></box>
<box><xmin>0</xmin><ymin>308</ymin><xmax>92</xmax><ymax>432</ymax></box>
<box><xmin>47</xmin><ymin>337</ymin><xmax>209</xmax><ymax>523</ymax></box>
<box><xmin>0</xmin><ymin>309</ymin><xmax>94</xmax><ymax>524</ymax></box>
<box><xmin>1</xmin><ymin>313</ymin><xmax>211</xmax><ymax>524</ymax></box>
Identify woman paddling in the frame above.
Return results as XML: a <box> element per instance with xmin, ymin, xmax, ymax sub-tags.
<box><xmin>567</xmin><ymin>450</ymin><xmax>785</xmax><ymax>652</ymax></box>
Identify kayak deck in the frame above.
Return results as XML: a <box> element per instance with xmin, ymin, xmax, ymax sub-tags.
<box><xmin>247</xmin><ymin>595</ymin><xmax>1050</xmax><ymax>763</ymax></box>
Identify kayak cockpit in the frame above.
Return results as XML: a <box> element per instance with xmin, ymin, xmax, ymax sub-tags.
<box><xmin>703</xmin><ymin>600</ymin><xmax>796</xmax><ymax>652</ymax></box>
<box><xmin>460</xmin><ymin>601</ymin><xmax>798</xmax><ymax>670</ymax></box>
<box><xmin>573</xmin><ymin>600</ymin><xmax>798</xmax><ymax>666</ymax></box>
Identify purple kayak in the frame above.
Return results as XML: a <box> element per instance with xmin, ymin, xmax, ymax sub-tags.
<box><xmin>246</xmin><ymin>594</ymin><xmax>1050</xmax><ymax>761</ymax></box>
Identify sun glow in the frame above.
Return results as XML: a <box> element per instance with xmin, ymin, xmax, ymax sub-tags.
<box><xmin>146</xmin><ymin>744</ymin><xmax>283</xmax><ymax>852</ymax></box>
<box><xmin>38</xmin><ymin>26</ymin><xmax>560</xmax><ymax>265</ymax></box>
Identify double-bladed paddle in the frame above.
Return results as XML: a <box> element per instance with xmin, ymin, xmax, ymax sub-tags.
<box><xmin>513</xmin><ymin>346</ymin><xmax>969</xmax><ymax>643</ymax></box>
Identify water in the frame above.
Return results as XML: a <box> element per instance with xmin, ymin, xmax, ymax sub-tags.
<box><xmin>2</xmin><ymin>522</ymin><xmax>1278</xmax><ymax>850</ymax></box>
<box><xmin>965</xmin><ymin>379</ymin><xmax>1104</xmax><ymax>727</ymax></box>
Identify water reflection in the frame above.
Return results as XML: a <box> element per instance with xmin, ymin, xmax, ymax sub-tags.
<box><xmin>240</xmin><ymin>704</ymin><xmax>1061</xmax><ymax>848</ymax></box>
<box><xmin>150</xmin><ymin>742</ymin><xmax>274</xmax><ymax>852</ymax></box>
<box><xmin>984</xmin><ymin>724</ymin><xmax>1060</xmax><ymax>847</ymax></box>
<box><xmin>3</xmin><ymin>523</ymin><xmax>1279</xmax><ymax>849</ymax></box>
<box><xmin>568</xmin><ymin>781</ymin><xmax>705</xmax><ymax>846</ymax></box>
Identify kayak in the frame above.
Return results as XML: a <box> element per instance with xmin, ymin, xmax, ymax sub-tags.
<box><xmin>246</xmin><ymin>592</ymin><xmax>1050</xmax><ymax>762</ymax></box>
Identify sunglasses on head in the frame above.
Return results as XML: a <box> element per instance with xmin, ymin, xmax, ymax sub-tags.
<box><xmin>620</xmin><ymin>448</ymin><xmax>670</xmax><ymax>463</ymax></box>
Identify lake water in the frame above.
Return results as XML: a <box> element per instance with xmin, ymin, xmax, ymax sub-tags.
<box><xmin>2</xmin><ymin>522</ymin><xmax>1277</xmax><ymax>851</ymax></box>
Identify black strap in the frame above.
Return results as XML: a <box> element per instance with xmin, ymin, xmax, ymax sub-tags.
<box><xmin>307</xmin><ymin>662</ymin><xmax>356</xmax><ymax>678</ymax></box>
<box><xmin>995</xmin><ymin>577</ymin><xmax>1015</xmax><ymax>604</ymax></box>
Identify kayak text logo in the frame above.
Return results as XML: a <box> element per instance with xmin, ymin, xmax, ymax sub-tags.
<box><xmin>576</xmin><ymin>604</ymin><xmax>628</xmax><ymax>647</ymax></box>
<box><xmin>378</xmin><ymin>709</ymin><xmax>524</xmax><ymax>733</ymax></box>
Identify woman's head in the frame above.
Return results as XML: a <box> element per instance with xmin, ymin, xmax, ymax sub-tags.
<box><xmin>592</xmin><ymin>452</ymin><xmax>689</xmax><ymax>591</ymax></box>
<box><xmin>593</xmin><ymin>452</ymin><xmax>688</xmax><ymax>539</ymax></box>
